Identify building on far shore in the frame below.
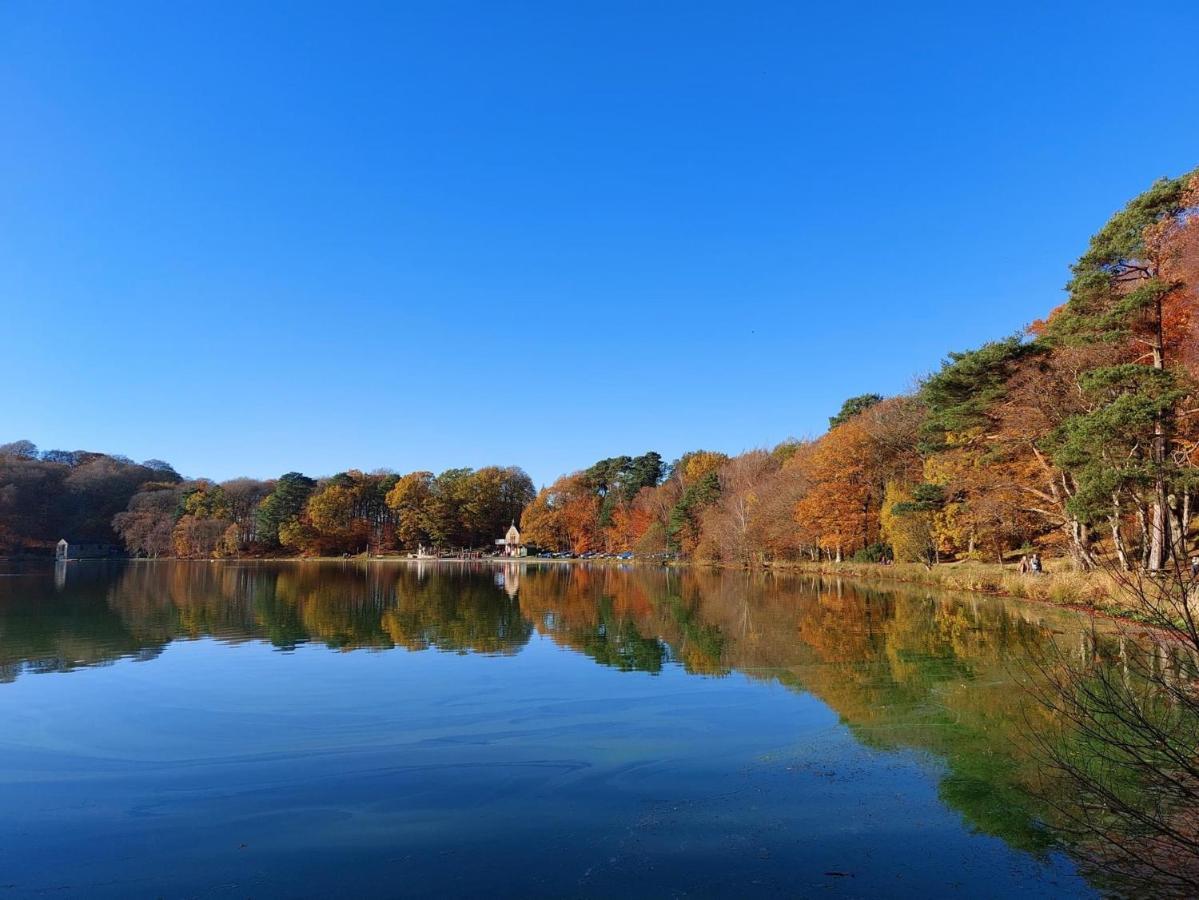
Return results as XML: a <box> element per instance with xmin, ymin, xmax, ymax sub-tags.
<box><xmin>495</xmin><ymin>523</ymin><xmax>526</xmax><ymax>557</ymax></box>
<box><xmin>56</xmin><ymin>539</ymin><xmax>122</xmax><ymax>561</ymax></box>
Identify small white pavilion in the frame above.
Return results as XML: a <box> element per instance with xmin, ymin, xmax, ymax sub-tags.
<box><xmin>495</xmin><ymin>523</ymin><xmax>525</xmax><ymax>557</ymax></box>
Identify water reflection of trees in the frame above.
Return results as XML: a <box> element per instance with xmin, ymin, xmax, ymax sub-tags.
<box><xmin>0</xmin><ymin>562</ymin><xmax>167</xmax><ymax>682</ymax></box>
<box><xmin>4</xmin><ymin>560</ymin><xmax>1194</xmax><ymax>889</ymax></box>
<box><xmin>0</xmin><ymin>562</ymin><xmax>534</xmax><ymax>681</ymax></box>
<box><xmin>512</xmin><ymin>565</ymin><xmax>1199</xmax><ymax>879</ymax></box>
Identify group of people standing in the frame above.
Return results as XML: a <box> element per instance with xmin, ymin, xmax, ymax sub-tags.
<box><xmin>1017</xmin><ymin>553</ymin><xmax>1043</xmax><ymax>575</ymax></box>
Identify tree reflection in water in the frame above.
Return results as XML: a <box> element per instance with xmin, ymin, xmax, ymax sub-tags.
<box><xmin>2</xmin><ymin>559</ymin><xmax>1194</xmax><ymax>892</ymax></box>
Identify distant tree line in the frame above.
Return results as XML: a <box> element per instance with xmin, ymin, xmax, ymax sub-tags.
<box><xmin>0</xmin><ymin>441</ymin><xmax>533</xmax><ymax>559</ymax></box>
<box><xmin>117</xmin><ymin>466</ymin><xmax>535</xmax><ymax>558</ymax></box>
<box><xmin>0</xmin><ymin>441</ymin><xmax>181</xmax><ymax>555</ymax></box>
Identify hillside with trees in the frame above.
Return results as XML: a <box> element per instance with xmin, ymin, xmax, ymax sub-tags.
<box><xmin>0</xmin><ymin>442</ymin><xmax>181</xmax><ymax>555</ymax></box>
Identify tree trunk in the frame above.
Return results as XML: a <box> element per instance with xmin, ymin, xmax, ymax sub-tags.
<box><xmin>1068</xmin><ymin>518</ymin><xmax>1095</xmax><ymax>571</ymax></box>
<box><xmin>1134</xmin><ymin>501</ymin><xmax>1148</xmax><ymax>568</ymax></box>
<box><xmin>1182</xmin><ymin>490</ymin><xmax>1192</xmax><ymax>558</ymax></box>
<box><xmin>1168</xmin><ymin>493</ymin><xmax>1186</xmax><ymax>563</ymax></box>
<box><xmin>1149</xmin><ymin>291</ymin><xmax>1172</xmax><ymax>571</ymax></box>
<box><xmin>1111</xmin><ymin>493</ymin><xmax>1130</xmax><ymax>571</ymax></box>
<box><xmin>1150</xmin><ymin>494</ymin><xmax>1169</xmax><ymax>571</ymax></box>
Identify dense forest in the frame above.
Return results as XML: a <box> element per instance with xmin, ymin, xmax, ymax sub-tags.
<box><xmin>2</xmin><ymin>167</ymin><xmax>1197</xmax><ymax>568</ymax></box>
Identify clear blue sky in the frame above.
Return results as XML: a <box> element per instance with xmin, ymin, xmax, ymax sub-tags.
<box><xmin>3</xmin><ymin>1</ymin><xmax>1198</xmax><ymax>486</ymax></box>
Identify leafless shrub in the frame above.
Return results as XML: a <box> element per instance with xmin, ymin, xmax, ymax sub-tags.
<box><xmin>1021</xmin><ymin>555</ymin><xmax>1199</xmax><ymax>896</ymax></box>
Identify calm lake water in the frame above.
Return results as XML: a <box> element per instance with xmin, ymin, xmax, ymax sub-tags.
<box><xmin>0</xmin><ymin>560</ymin><xmax>1143</xmax><ymax>896</ymax></box>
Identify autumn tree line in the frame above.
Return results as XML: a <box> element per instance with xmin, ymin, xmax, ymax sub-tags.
<box><xmin>2</xmin><ymin>167</ymin><xmax>1197</xmax><ymax>569</ymax></box>
<box><xmin>524</xmin><ymin>168</ymin><xmax>1199</xmax><ymax>572</ymax></box>
<box><xmin>118</xmin><ymin>466</ymin><xmax>535</xmax><ymax>558</ymax></box>
<box><xmin>0</xmin><ymin>444</ymin><xmax>181</xmax><ymax>555</ymax></box>
<box><xmin>0</xmin><ymin>442</ymin><xmax>533</xmax><ymax>559</ymax></box>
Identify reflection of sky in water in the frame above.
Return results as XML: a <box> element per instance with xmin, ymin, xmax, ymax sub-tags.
<box><xmin>0</xmin><ymin>561</ymin><xmax>1110</xmax><ymax>897</ymax></box>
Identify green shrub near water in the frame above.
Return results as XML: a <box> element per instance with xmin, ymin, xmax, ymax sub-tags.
<box><xmin>850</xmin><ymin>542</ymin><xmax>891</xmax><ymax>563</ymax></box>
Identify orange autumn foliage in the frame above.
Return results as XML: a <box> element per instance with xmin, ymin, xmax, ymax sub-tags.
<box><xmin>793</xmin><ymin>421</ymin><xmax>879</xmax><ymax>558</ymax></box>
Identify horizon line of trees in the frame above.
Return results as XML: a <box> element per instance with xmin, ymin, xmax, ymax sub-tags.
<box><xmin>118</xmin><ymin>464</ymin><xmax>536</xmax><ymax>559</ymax></box>
<box><xmin>0</xmin><ymin>440</ymin><xmax>534</xmax><ymax>559</ymax></box>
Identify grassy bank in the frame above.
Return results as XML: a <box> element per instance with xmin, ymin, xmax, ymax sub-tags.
<box><xmin>761</xmin><ymin>558</ymin><xmax>1133</xmax><ymax>616</ymax></box>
